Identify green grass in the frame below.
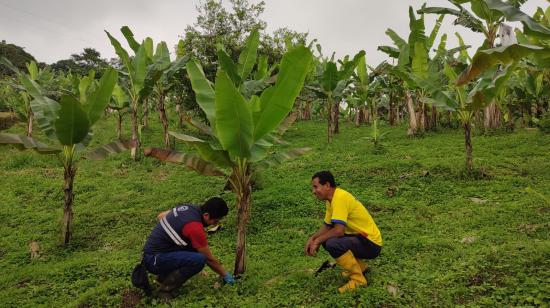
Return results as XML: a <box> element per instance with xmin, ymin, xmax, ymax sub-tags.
<box><xmin>1</xmin><ymin>114</ymin><xmax>549</xmax><ymax>307</ymax></box>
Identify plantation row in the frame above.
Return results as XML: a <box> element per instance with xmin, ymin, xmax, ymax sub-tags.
<box><xmin>0</xmin><ymin>0</ymin><xmax>549</xmax><ymax>303</ymax></box>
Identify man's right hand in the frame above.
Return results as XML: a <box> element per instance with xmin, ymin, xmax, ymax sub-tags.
<box><xmin>305</xmin><ymin>237</ymin><xmax>316</xmax><ymax>256</ymax></box>
<box><xmin>305</xmin><ymin>237</ymin><xmax>312</xmax><ymax>255</ymax></box>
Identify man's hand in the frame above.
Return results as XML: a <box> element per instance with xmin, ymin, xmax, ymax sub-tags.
<box><xmin>305</xmin><ymin>238</ymin><xmax>320</xmax><ymax>256</ymax></box>
<box><xmin>223</xmin><ymin>272</ymin><xmax>235</xmax><ymax>285</ymax></box>
<box><xmin>305</xmin><ymin>237</ymin><xmax>314</xmax><ymax>255</ymax></box>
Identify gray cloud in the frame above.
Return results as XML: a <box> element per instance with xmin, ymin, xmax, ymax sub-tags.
<box><xmin>0</xmin><ymin>0</ymin><xmax>546</xmax><ymax>65</ymax></box>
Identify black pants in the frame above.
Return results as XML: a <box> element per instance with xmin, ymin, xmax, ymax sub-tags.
<box><xmin>322</xmin><ymin>235</ymin><xmax>381</xmax><ymax>259</ymax></box>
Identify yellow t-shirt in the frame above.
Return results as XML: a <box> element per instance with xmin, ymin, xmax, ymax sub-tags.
<box><xmin>324</xmin><ymin>188</ymin><xmax>382</xmax><ymax>246</ymax></box>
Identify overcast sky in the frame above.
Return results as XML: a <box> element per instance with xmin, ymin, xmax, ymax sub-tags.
<box><xmin>0</xmin><ymin>0</ymin><xmax>547</xmax><ymax>66</ymax></box>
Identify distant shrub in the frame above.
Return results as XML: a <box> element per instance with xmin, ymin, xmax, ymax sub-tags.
<box><xmin>537</xmin><ymin>113</ymin><xmax>550</xmax><ymax>134</ymax></box>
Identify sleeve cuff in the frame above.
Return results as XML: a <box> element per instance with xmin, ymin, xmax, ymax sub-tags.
<box><xmin>331</xmin><ymin>219</ymin><xmax>347</xmax><ymax>225</ymax></box>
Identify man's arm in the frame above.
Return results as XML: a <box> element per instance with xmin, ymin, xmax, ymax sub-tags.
<box><xmin>305</xmin><ymin>224</ymin><xmax>331</xmax><ymax>256</ymax></box>
<box><xmin>306</xmin><ymin>224</ymin><xmax>345</xmax><ymax>256</ymax></box>
<box><xmin>313</xmin><ymin>223</ymin><xmax>345</xmax><ymax>244</ymax></box>
<box><xmin>196</xmin><ymin>246</ymin><xmax>228</xmax><ymax>277</ymax></box>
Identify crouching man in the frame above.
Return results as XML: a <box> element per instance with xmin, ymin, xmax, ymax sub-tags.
<box><xmin>305</xmin><ymin>171</ymin><xmax>382</xmax><ymax>293</ymax></box>
<box><xmin>142</xmin><ymin>197</ymin><xmax>235</xmax><ymax>297</ymax></box>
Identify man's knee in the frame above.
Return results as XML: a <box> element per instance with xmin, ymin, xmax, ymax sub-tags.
<box><xmin>190</xmin><ymin>253</ymin><xmax>207</xmax><ymax>272</ymax></box>
<box><xmin>324</xmin><ymin>238</ymin><xmax>345</xmax><ymax>258</ymax></box>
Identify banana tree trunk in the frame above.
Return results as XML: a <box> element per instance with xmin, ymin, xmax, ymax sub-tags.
<box><xmin>233</xmin><ymin>162</ymin><xmax>252</xmax><ymax>276</ymax></box>
<box><xmin>303</xmin><ymin>100</ymin><xmax>311</xmax><ymax>120</ymax></box>
<box><xmin>430</xmin><ymin>105</ymin><xmax>438</xmax><ymax>131</ymax></box>
<box><xmin>175</xmin><ymin>103</ymin><xmax>185</xmax><ymax>128</ymax></box>
<box><xmin>333</xmin><ymin>101</ymin><xmax>340</xmax><ymax>134</ymax></box>
<box><xmin>130</xmin><ymin>99</ymin><xmax>140</xmax><ymax>161</ymax></box>
<box><xmin>419</xmin><ymin>102</ymin><xmax>427</xmax><ymax>132</ymax></box>
<box><xmin>363</xmin><ymin>105</ymin><xmax>370</xmax><ymax>124</ymax></box>
<box><xmin>27</xmin><ymin>109</ymin><xmax>33</xmax><ymax>137</ymax></box>
<box><xmin>483</xmin><ymin>28</ymin><xmax>502</xmax><ymax>130</ymax></box>
<box><xmin>484</xmin><ymin>101</ymin><xmax>502</xmax><ymax>130</ymax></box>
<box><xmin>143</xmin><ymin>99</ymin><xmax>149</xmax><ymax>128</ymax></box>
<box><xmin>464</xmin><ymin>121</ymin><xmax>473</xmax><ymax>173</ymax></box>
<box><xmin>354</xmin><ymin>108</ymin><xmax>362</xmax><ymax>127</ymax></box>
<box><xmin>389</xmin><ymin>92</ymin><xmax>396</xmax><ymax>126</ymax></box>
<box><xmin>117</xmin><ymin>113</ymin><xmax>123</xmax><ymax>140</ymax></box>
<box><xmin>327</xmin><ymin>94</ymin><xmax>333</xmax><ymax>143</ymax></box>
<box><xmin>157</xmin><ymin>95</ymin><xmax>170</xmax><ymax>148</ymax></box>
<box><xmin>406</xmin><ymin>90</ymin><xmax>418</xmax><ymax>136</ymax></box>
<box><xmin>61</xmin><ymin>160</ymin><xmax>77</xmax><ymax>244</ymax></box>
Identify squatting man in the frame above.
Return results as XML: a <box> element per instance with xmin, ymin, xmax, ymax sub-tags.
<box><xmin>305</xmin><ymin>171</ymin><xmax>382</xmax><ymax>293</ymax></box>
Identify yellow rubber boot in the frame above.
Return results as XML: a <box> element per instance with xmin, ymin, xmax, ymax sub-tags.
<box><xmin>335</xmin><ymin>251</ymin><xmax>367</xmax><ymax>293</ymax></box>
<box><xmin>341</xmin><ymin>259</ymin><xmax>368</xmax><ymax>278</ymax></box>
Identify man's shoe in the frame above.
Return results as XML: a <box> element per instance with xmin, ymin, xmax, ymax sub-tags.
<box><xmin>334</xmin><ymin>251</ymin><xmax>367</xmax><ymax>293</ymax></box>
<box><xmin>341</xmin><ymin>258</ymin><xmax>368</xmax><ymax>278</ymax></box>
<box><xmin>157</xmin><ymin>270</ymin><xmax>185</xmax><ymax>292</ymax></box>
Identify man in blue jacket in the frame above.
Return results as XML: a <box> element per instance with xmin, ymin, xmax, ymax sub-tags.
<box><xmin>142</xmin><ymin>197</ymin><xmax>234</xmax><ymax>295</ymax></box>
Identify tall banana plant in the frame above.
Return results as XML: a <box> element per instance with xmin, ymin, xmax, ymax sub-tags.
<box><xmin>309</xmin><ymin>49</ymin><xmax>365</xmax><ymax>143</ymax></box>
<box><xmin>109</xmin><ymin>83</ymin><xmax>130</xmax><ymax>140</ymax></box>
<box><xmin>105</xmin><ymin>26</ymin><xmax>153</xmax><ymax>160</ymax></box>
<box><xmin>0</xmin><ymin>58</ymin><xmax>117</xmax><ymax>243</ymax></box>
<box><xmin>141</xmin><ymin>42</ymin><xmax>188</xmax><ymax>148</ymax></box>
<box><xmin>2</xmin><ymin>61</ymin><xmax>48</xmax><ymax>137</ymax></box>
<box><xmin>146</xmin><ymin>33</ymin><xmax>312</xmax><ymax>274</ymax></box>
<box><xmin>419</xmin><ymin>0</ymin><xmax>550</xmax><ymax>129</ymax></box>
<box><xmin>423</xmin><ymin>44</ymin><xmax>550</xmax><ymax>171</ymax></box>
<box><xmin>379</xmin><ymin>6</ymin><xmax>449</xmax><ymax>135</ymax></box>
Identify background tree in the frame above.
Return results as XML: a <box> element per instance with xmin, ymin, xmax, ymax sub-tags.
<box><xmin>51</xmin><ymin>48</ymin><xmax>108</xmax><ymax>77</ymax></box>
<box><xmin>0</xmin><ymin>40</ymin><xmax>37</xmax><ymax>78</ymax></box>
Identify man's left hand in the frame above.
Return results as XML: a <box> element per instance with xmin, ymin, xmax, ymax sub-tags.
<box><xmin>223</xmin><ymin>272</ymin><xmax>235</xmax><ymax>285</ymax></box>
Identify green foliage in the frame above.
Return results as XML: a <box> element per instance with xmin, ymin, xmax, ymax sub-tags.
<box><xmin>54</xmin><ymin>95</ymin><xmax>90</xmax><ymax>145</ymax></box>
<box><xmin>0</xmin><ymin>119</ymin><xmax>548</xmax><ymax>306</ymax></box>
<box><xmin>537</xmin><ymin>112</ymin><xmax>550</xmax><ymax>133</ymax></box>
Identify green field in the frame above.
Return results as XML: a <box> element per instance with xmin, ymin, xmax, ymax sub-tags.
<box><xmin>1</xmin><ymin>116</ymin><xmax>549</xmax><ymax>307</ymax></box>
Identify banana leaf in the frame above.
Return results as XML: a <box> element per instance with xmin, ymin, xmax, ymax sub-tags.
<box><xmin>186</xmin><ymin>59</ymin><xmax>216</xmax><ymax>126</ymax></box>
<box><xmin>457</xmin><ymin>44</ymin><xmax>550</xmax><ymax>85</ymax></box>
<box><xmin>215</xmin><ymin>70</ymin><xmax>253</xmax><ymax>159</ymax></box>
<box><xmin>0</xmin><ymin>133</ymin><xmax>60</xmax><ymax>153</ymax></box>
<box><xmin>143</xmin><ymin>148</ymin><xmax>225</xmax><ymax>176</ymax></box>
<box><xmin>217</xmin><ymin>47</ymin><xmax>240</xmax><ymax>85</ymax></box>
<box><xmin>253</xmin><ymin>46</ymin><xmax>312</xmax><ymax>142</ymax></box>
<box><xmin>87</xmin><ymin>68</ymin><xmax>118</xmax><ymax>125</ymax></box>
<box><xmin>484</xmin><ymin>0</ymin><xmax>550</xmax><ymax>39</ymax></box>
<box><xmin>55</xmin><ymin>95</ymin><xmax>90</xmax><ymax>145</ymax></box>
<box><xmin>237</xmin><ymin>29</ymin><xmax>260</xmax><ymax>82</ymax></box>
<box><xmin>87</xmin><ymin>139</ymin><xmax>133</xmax><ymax>160</ymax></box>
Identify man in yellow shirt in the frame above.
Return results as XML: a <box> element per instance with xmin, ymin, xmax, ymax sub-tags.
<box><xmin>305</xmin><ymin>171</ymin><xmax>382</xmax><ymax>293</ymax></box>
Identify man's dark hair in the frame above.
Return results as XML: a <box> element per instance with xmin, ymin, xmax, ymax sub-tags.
<box><xmin>201</xmin><ymin>197</ymin><xmax>229</xmax><ymax>219</ymax></box>
<box><xmin>312</xmin><ymin>171</ymin><xmax>336</xmax><ymax>187</ymax></box>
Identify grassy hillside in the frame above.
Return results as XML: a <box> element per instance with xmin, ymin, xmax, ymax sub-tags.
<box><xmin>0</xmin><ymin>114</ymin><xmax>548</xmax><ymax>307</ymax></box>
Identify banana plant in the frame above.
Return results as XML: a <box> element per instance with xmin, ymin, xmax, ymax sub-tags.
<box><xmin>109</xmin><ymin>83</ymin><xmax>130</xmax><ymax>139</ymax></box>
<box><xmin>0</xmin><ymin>58</ymin><xmax>117</xmax><ymax>243</ymax></box>
<box><xmin>2</xmin><ymin>61</ymin><xmax>47</xmax><ymax>136</ymax></box>
<box><xmin>309</xmin><ymin>49</ymin><xmax>365</xmax><ymax>143</ymax></box>
<box><xmin>379</xmin><ymin>7</ymin><xmax>450</xmax><ymax>135</ymax></box>
<box><xmin>423</xmin><ymin>43</ymin><xmax>550</xmax><ymax>171</ymax></box>
<box><xmin>105</xmin><ymin>26</ymin><xmax>153</xmax><ymax>160</ymax></box>
<box><xmin>419</xmin><ymin>0</ymin><xmax>550</xmax><ymax>129</ymax></box>
<box><xmin>138</xmin><ymin>41</ymin><xmax>188</xmax><ymax>148</ymax></box>
<box><xmin>145</xmin><ymin>36</ymin><xmax>312</xmax><ymax>275</ymax></box>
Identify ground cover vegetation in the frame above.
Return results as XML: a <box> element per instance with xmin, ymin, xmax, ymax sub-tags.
<box><xmin>0</xmin><ymin>0</ymin><xmax>549</xmax><ymax>306</ymax></box>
